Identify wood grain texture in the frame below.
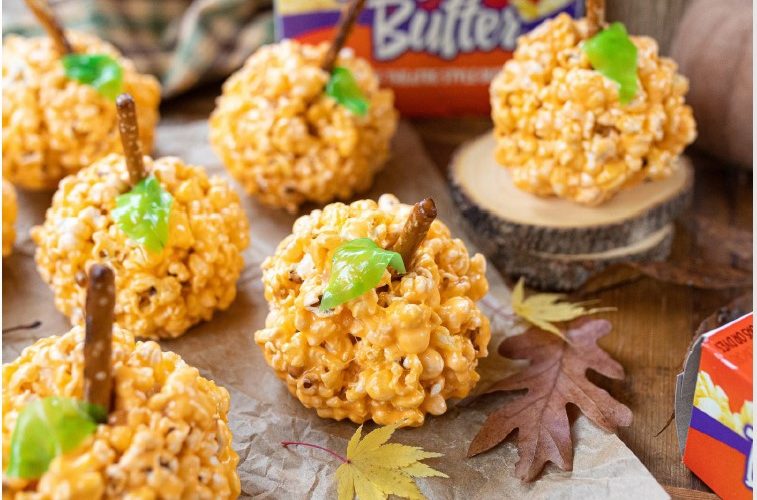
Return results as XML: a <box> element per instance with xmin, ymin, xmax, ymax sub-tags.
<box><xmin>664</xmin><ymin>486</ymin><xmax>720</xmax><ymax>500</ymax></box>
<box><xmin>414</xmin><ymin>116</ymin><xmax>753</xmax><ymax>494</ymax></box>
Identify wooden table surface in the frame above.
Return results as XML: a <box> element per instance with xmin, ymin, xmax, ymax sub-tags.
<box><xmin>163</xmin><ymin>86</ymin><xmax>752</xmax><ymax>498</ymax></box>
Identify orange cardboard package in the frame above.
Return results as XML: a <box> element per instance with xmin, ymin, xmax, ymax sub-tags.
<box><xmin>676</xmin><ymin>313</ymin><xmax>753</xmax><ymax>500</ymax></box>
<box><xmin>275</xmin><ymin>0</ymin><xmax>584</xmax><ymax>116</ymax></box>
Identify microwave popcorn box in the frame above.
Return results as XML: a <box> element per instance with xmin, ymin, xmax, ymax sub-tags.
<box><xmin>676</xmin><ymin>313</ymin><xmax>754</xmax><ymax>500</ymax></box>
<box><xmin>274</xmin><ymin>0</ymin><xmax>584</xmax><ymax>116</ymax></box>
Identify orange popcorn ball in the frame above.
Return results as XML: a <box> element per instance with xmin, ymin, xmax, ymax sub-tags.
<box><xmin>32</xmin><ymin>154</ymin><xmax>250</xmax><ymax>339</ymax></box>
<box><xmin>490</xmin><ymin>14</ymin><xmax>696</xmax><ymax>205</ymax></box>
<box><xmin>2</xmin><ymin>179</ymin><xmax>17</xmax><ymax>257</ymax></box>
<box><xmin>255</xmin><ymin>194</ymin><xmax>491</xmax><ymax>426</ymax></box>
<box><xmin>2</xmin><ymin>32</ymin><xmax>160</xmax><ymax>191</ymax></box>
<box><xmin>209</xmin><ymin>40</ymin><xmax>398</xmax><ymax>213</ymax></box>
<box><xmin>2</xmin><ymin>325</ymin><xmax>240</xmax><ymax>498</ymax></box>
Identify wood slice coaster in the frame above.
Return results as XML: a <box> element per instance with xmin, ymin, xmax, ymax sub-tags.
<box><xmin>448</xmin><ymin>132</ymin><xmax>693</xmax><ymax>291</ymax></box>
<box><xmin>449</xmin><ymin>133</ymin><xmax>693</xmax><ymax>254</ymax></box>
<box><xmin>489</xmin><ymin>224</ymin><xmax>674</xmax><ymax>291</ymax></box>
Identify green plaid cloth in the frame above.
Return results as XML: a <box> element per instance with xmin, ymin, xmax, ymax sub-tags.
<box><xmin>3</xmin><ymin>0</ymin><xmax>274</xmax><ymax>97</ymax></box>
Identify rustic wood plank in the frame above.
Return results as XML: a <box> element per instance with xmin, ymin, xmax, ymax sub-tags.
<box><xmin>664</xmin><ymin>485</ymin><xmax>720</xmax><ymax>500</ymax></box>
<box><xmin>594</xmin><ymin>249</ymin><xmax>706</xmax><ymax>491</ymax></box>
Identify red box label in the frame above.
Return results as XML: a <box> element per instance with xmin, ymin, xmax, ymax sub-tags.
<box><xmin>684</xmin><ymin>313</ymin><xmax>753</xmax><ymax>500</ymax></box>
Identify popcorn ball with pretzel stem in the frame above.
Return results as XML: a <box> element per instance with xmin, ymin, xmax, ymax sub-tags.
<box><xmin>490</xmin><ymin>12</ymin><xmax>696</xmax><ymax>205</ymax></box>
<box><xmin>209</xmin><ymin>39</ymin><xmax>398</xmax><ymax>213</ymax></box>
<box><xmin>255</xmin><ymin>194</ymin><xmax>491</xmax><ymax>426</ymax></box>
<box><xmin>3</xmin><ymin>179</ymin><xmax>17</xmax><ymax>257</ymax></box>
<box><xmin>2</xmin><ymin>267</ymin><xmax>240</xmax><ymax>498</ymax></box>
<box><xmin>2</xmin><ymin>28</ymin><xmax>160</xmax><ymax>191</ymax></box>
<box><xmin>32</xmin><ymin>95</ymin><xmax>250</xmax><ymax>339</ymax></box>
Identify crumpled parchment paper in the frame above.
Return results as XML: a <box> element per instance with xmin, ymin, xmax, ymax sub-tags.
<box><xmin>2</xmin><ymin>119</ymin><xmax>668</xmax><ymax>499</ymax></box>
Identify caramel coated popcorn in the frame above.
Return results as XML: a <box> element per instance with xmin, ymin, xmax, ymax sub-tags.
<box><xmin>3</xmin><ymin>179</ymin><xmax>17</xmax><ymax>257</ymax></box>
<box><xmin>209</xmin><ymin>40</ymin><xmax>398</xmax><ymax>212</ymax></box>
<box><xmin>255</xmin><ymin>194</ymin><xmax>491</xmax><ymax>426</ymax></box>
<box><xmin>2</xmin><ymin>325</ymin><xmax>240</xmax><ymax>499</ymax></box>
<box><xmin>32</xmin><ymin>154</ymin><xmax>250</xmax><ymax>339</ymax></box>
<box><xmin>2</xmin><ymin>32</ymin><xmax>160</xmax><ymax>191</ymax></box>
<box><xmin>490</xmin><ymin>14</ymin><xmax>696</xmax><ymax>205</ymax></box>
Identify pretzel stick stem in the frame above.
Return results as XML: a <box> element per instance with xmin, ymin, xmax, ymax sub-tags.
<box><xmin>24</xmin><ymin>0</ymin><xmax>72</xmax><ymax>55</ymax></box>
<box><xmin>392</xmin><ymin>198</ymin><xmax>437</xmax><ymax>268</ymax></box>
<box><xmin>116</xmin><ymin>94</ymin><xmax>145</xmax><ymax>185</ymax></box>
<box><xmin>321</xmin><ymin>0</ymin><xmax>366</xmax><ymax>73</ymax></box>
<box><xmin>83</xmin><ymin>264</ymin><xmax>115</xmax><ymax>414</ymax></box>
<box><xmin>586</xmin><ymin>0</ymin><xmax>605</xmax><ymax>37</ymax></box>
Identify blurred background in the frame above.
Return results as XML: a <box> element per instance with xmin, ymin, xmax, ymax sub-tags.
<box><xmin>0</xmin><ymin>0</ymin><xmax>715</xmax><ymax>93</ymax></box>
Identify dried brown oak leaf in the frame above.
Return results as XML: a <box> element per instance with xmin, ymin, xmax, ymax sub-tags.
<box><xmin>694</xmin><ymin>293</ymin><xmax>753</xmax><ymax>338</ymax></box>
<box><xmin>690</xmin><ymin>216</ymin><xmax>752</xmax><ymax>271</ymax></box>
<box><xmin>578</xmin><ymin>216</ymin><xmax>752</xmax><ymax>295</ymax></box>
<box><xmin>627</xmin><ymin>259</ymin><xmax>752</xmax><ymax>290</ymax></box>
<box><xmin>467</xmin><ymin>318</ymin><xmax>632</xmax><ymax>481</ymax></box>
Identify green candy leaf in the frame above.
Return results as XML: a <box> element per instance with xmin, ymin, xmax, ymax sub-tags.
<box><xmin>62</xmin><ymin>53</ymin><xmax>124</xmax><ymax>100</ymax></box>
<box><xmin>320</xmin><ymin>238</ymin><xmax>405</xmax><ymax>311</ymax></box>
<box><xmin>112</xmin><ymin>175</ymin><xmax>173</xmax><ymax>253</ymax></box>
<box><xmin>583</xmin><ymin>22</ymin><xmax>638</xmax><ymax>105</ymax></box>
<box><xmin>325</xmin><ymin>67</ymin><xmax>370</xmax><ymax>116</ymax></box>
<box><xmin>6</xmin><ymin>397</ymin><xmax>105</xmax><ymax>479</ymax></box>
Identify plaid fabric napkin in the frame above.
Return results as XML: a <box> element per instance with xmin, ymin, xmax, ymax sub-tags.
<box><xmin>3</xmin><ymin>0</ymin><xmax>274</xmax><ymax>97</ymax></box>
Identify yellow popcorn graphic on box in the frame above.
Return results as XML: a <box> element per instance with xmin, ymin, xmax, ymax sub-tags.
<box><xmin>513</xmin><ymin>0</ymin><xmax>574</xmax><ymax>21</ymax></box>
<box><xmin>694</xmin><ymin>371</ymin><xmax>753</xmax><ymax>438</ymax></box>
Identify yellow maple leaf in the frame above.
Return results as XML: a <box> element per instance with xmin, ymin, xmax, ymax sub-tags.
<box><xmin>283</xmin><ymin>423</ymin><xmax>447</xmax><ymax>500</ymax></box>
<box><xmin>511</xmin><ymin>278</ymin><xmax>615</xmax><ymax>340</ymax></box>
<box><xmin>337</xmin><ymin>423</ymin><xmax>448</xmax><ymax>500</ymax></box>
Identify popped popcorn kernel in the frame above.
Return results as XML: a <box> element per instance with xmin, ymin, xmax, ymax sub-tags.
<box><xmin>31</xmin><ymin>154</ymin><xmax>250</xmax><ymax>339</ymax></box>
<box><xmin>209</xmin><ymin>40</ymin><xmax>398</xmax><ymax>212</ymax></box>
<box><xmin>2</xmin><ymin>32</ymin><xmax>161</xmax><ymax>191</ymax></box>
<box><xmin>255</xmin><ymin>194</ymin><xmax>491</xmax><ymax>426</ymax></box>
<box><xmin>2</xmin><ymin>325</ymin><xmax>240</xmax><ymax>499</ymax></box>
<box><xmin>2</xmin><ymin>179</ymin><xmax>17</xmax><ymax>257</ymax></box>
<box><xmin>490</xmin><ymin>14</ymin><xmax>696</xmax><ymax>205</ymax></box>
